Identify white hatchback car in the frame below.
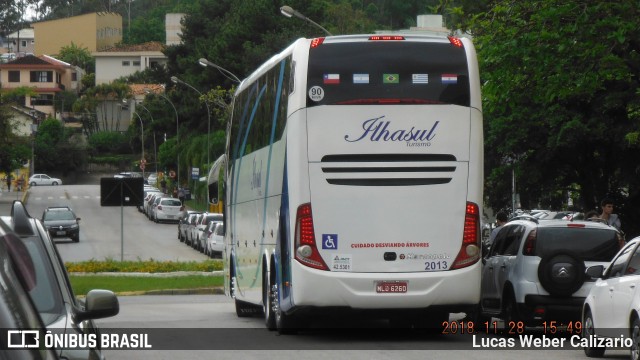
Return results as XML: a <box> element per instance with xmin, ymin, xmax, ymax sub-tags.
<box><xmin>28</xmin><ymin>174</ymin><xmax>62</xmax><ymax>186</ymax></box>
<box><xmin>582</xmin><ymin>236</ymin><xmax>640</xmax><ymax>358</ymax></box>
<box><xmin>205</xmin><ymin>222</ymin><xmax>224</xmax><ymax>257</ymax></box>
<box><xmin>153</xmin><ymin>198</ymin><xmax>183</xmax><ymax>223</ymax></box>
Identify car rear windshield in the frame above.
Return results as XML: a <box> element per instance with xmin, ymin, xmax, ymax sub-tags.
<box><xmin>535</xmin><ymin>227</ymin><xmax>620</xmax><ymax>261</ymax></box>
<box><xmin>306</xmin><ymin>41</ymin><xmax>470</xmax><ymax>107</ymax></box>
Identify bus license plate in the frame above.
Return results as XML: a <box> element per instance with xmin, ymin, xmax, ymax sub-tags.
<box><xmin>376</xmin><ymin>281</ymin><xmax>407</xmax><ymax>293</ymax></box>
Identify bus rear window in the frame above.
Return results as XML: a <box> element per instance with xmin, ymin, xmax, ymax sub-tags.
<box><xmin>306</xmin><ymin>41</ymin><xmax>470</xmax><ymax>107</ymax></box>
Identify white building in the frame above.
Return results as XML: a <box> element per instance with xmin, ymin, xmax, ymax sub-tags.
<box><xmin>93</xmin><ymin>41</ymin><xmax>167</xmax><ymax>85</ymax></box>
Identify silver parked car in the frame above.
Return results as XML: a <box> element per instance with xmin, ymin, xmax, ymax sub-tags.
<box><xmin>479</xmin><ymin>217</ymin><xmax>622</xmax><ymax>326</ymax></box>
<box><xmin>2</xmin><ymin>201</ymin><xmax>119</xmax><ymax>360</ymax></box>
<box><xmin>192</xmin><ymin>213</ymin><xmax>223</xmax><ymax>252</ymax></box>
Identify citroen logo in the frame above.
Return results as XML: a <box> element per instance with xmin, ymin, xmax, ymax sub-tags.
<box><xmin>556</xmin><ymin>267</ymin><xmax>571</xmax><ymax>277</ymax></box>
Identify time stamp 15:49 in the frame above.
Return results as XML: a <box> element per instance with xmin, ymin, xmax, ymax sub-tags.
<box><xmin>442</xmin><ymin>320</ymin><xmax>582</xmax><ymax>335</ymax></box>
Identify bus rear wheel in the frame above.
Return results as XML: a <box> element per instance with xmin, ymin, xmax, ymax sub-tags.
<box><xmin>263</xmin><ymin>264</ymin><xmax>276</xmax><ymax>330</ymax></box>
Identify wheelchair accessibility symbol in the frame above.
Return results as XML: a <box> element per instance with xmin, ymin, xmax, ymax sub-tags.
<box><xmin>322</xmin><ymin>234</ymin><xmax>338</xmax><ymax>249</ymax></box>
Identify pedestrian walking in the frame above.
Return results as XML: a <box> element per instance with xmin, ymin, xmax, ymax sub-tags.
<box><xmin>160</xmin><ymin>178</ymin><xmax>167</xmax><ymax>194</ymax></box>
<box><xmin>178</xmin><ymin>187</ymin><xmax>186</xmax><ymax>204</ymax></box>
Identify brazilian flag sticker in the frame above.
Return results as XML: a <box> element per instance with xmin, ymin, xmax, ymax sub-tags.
<box><xmin>383</xmin><ymin>73</ymin><xmax>399</xmax><ymax>84</ymax></box>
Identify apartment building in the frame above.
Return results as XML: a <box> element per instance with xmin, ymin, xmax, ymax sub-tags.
<box><xmin>32</xmin><ymin>12</ymin><xmax>122</xmax><ymax>56</ymax></box>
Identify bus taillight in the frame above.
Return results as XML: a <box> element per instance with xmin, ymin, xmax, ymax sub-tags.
<box><xmin>294</xmin><ymin>203</ymin><xmax>329</xmax><ymax>270</ymax></box>
<box><xmin>448</xmin><ymin>36</ymin><xmax>463</xmax><ymax>47</ymax></box>
<box><xmin>451</xmin><ymin>202</ymin><xmax>481</xmax><ymax>269</ymax></box>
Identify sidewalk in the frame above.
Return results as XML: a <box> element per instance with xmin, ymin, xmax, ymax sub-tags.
<box><xmin>0</xmin><ymin>189</ymin><xmax>27</xmax><ymax>216</ymax></box>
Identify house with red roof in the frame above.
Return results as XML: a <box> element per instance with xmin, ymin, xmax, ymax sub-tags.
<box><xmin>0</xmin><ymin>54</ymin><xmax>84</xmax><ymax>120</ymax></box>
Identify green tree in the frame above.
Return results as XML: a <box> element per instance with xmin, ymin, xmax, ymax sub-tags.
<box><xmin>474</xmin><ymin>1</ymin><xmax>640</xmax><ymax>235</ymax></box>
<box><xmin>56</xmin><ymin>42</ymin><xmax>95</xmax><ymax>73</ymax></box>
<box><xmin>34</xmin><ymin>117</ymin><xmax>87</xmax><ymax>175</ymax></box>
<box><xmin>0</xmin><ymin>105</ymin><xmax>30</xmax><ymax>187</ymax></box>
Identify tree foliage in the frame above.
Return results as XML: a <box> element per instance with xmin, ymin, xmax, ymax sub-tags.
<box><xmin>474</xmin><ymin>0</ymin><xmax>640</xmax><ymax>234</ymax></box>
<box><xmin>33</xmin><ymin>118</ymin><xmax>86</xmax><ymax>175</ymax></box>
<box><xmin>0</xmin><ymin>105</ymin><xmax>30</xmax><ymax>180</ymax></box>
<box><xmin>57</xmin><ymin>42</ymin><xmax>95</xmax><ymax>73</ymax></box>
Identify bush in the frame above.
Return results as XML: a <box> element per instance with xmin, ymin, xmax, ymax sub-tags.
<box><xmin>65</xmin><ymin>259</ymin><xmax>222</xmax><ymax>273</ymax></box>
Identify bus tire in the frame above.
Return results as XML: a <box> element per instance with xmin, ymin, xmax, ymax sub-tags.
<box><xmin>263</xmin><ymin>262</ymin><xmax>276</xmax><ymax>330</ymax></box>
<box><xmin>273</xmin><ymin>282</ymin><xmax>298</xmax><ymax>334</ymax></box>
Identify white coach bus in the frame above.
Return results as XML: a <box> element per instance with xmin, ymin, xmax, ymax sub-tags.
<box><xmin>221</xmin><ymin>34</ymin><xmax>483</xmax><ymax>331</ymax></box>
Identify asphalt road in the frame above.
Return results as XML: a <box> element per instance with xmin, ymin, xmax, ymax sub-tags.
<box><xmin>97</xmin><ymin>294</ymin><xmax>628</xmax><ymax>360</ymax></box>
<box><xmin>21</xmin><ymin>184</ymin><xmax>208</xmax><ymax>262</ymax></box>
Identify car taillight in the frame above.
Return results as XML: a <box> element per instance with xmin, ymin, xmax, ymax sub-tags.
<box><xmin>448</xmin><ymin>36</ymin><xmax>463</xmax><ymax>47</ymax></box>
<box><xmin>157</xmin><ymin>205</ymin><xmax>163</xmax><ymax>210</ymax></box>
<box><xmin>294</xmin><ymin>203</ymin><xmax>329</xmax><ymax>271</ymax></box>
<box><xmin>180</xmin><ymin>206</ymin><xmax>185</xmax><ymax>211</ymax></box>
<box><xmin>523</xmin><ymin>229</ymin><xmax>537</xmax><ymax>255</ymax></box>
<box><xmin>566</xmin><ymin>223</ymin><xmax>586</xmax><ymax>228</ymax></box>
<box><xmin>368</xmin><ymin>35</ymin><xmax>405</xmax><ymax>41</ymax></box>
<box><xmin>451</xmin><ymin>202</ymin><xmax>481</xmax><ymax>270</ymax></box>
<box><xmin>310</xmin><ymin>37</ymin><xmax>325</xmax><ymax>48</ymax></box>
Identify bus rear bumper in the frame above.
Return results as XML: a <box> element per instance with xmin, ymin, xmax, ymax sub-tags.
<box><xmin>289</xmin><ymin>261</ymin><xmax>481</xmax><ymax>311</ymax></box>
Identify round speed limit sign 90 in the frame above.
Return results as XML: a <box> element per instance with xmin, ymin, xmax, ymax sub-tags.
<box><xmin>308</xmin><ymin>86</ymin><xmax>324</xmax><ymax>102</ymax></box>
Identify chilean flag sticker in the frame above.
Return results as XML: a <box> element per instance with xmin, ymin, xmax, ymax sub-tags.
<box><xmin>323</xmin><ymin>73</ymin><xmax>340</xmax><ymax>84</ymax></box>
<box><xmin>441</xmin><ymin>74</ymin><xmax>458</xmax><ymax>84</ymax></box>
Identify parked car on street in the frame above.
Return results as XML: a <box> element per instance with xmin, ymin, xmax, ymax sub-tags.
<box><xmin>29</xmin><ymin>173</ymin><xmax>62</xmax><ymax>186</ymax></box>
<box><xmin>145</xmin><ymin>193</ymin><xmax>166</xmax><ymax>219</ymax></box>
<box><xmin>3</xmin><ymin>201</ymin><xmax>119</xmax><ymax>360</ymax></box>
<box><xmin>154</xmin><ymin>197</ymin><xmax>183</xmax><ymax>223</ymax></box>
<box><xmin>0</xmin><ymin>212</ymin><xmax>58</xmax><ymax>360</ymax></box>
<box><xmin>41</xmin><ymin>206</ymin><xmax>80</xmax><ymax>242</ymax></box>
<box><xmin>178</xmin><ymin>210</ymin><xmax>199</xmax><ymax>242</ymax></box>
<box><xmin>140</xmin><ymin>188</ymin><xmax>161</xmax><ymax>213</ymax></box>
<box><xmin>113</xmin><ymin>171</ymin><xmax>142</xmax><ymax>178</ymax></box>
<box><xmin>206</xmin><ymin>222</ymin><xmax>224</xmax><ymax>258</ymax></box>
<box><xmin>192</xmin><ymin>213</ymin><xmax>224</xmax><ymax>252</ymax></box>
<box><xmin>182</xmin><ymin>212</ymin><xmax>202</xmax><ymax>245</ymax></box>
<box><xmin>582</xmin><ymin>236</ymin><xmax>640</xmax><ymax>358</ymax></box>
<box><xmin>479</xmin><ymin>217</ymin><xmax>622</xmax><ymax>327</ymax></box>
<box><xmin>187</xmin><ymin>213</ymin><xmax>205</xmax><ymax>247</ymax></box>
<box><xmin>147</xmin><ymin>173</ymin><xmax>158</xmax><ymax>186</ymax></box>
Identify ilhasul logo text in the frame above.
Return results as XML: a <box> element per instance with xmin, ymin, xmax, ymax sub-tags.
<box><xmin>344</xmin><ymin>116</ymin><xmax>439</xmax><ymax>146</ymax></box>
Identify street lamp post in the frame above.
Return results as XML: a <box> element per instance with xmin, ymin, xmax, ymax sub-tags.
<box><xmin>171</xmin><ymin>76</ymin><xmax>212</xmax><ymax>172</ymax></box>
<box><xmin>198</xmin><ymin>58</ymin><xmax>241</xmax><ymax>84</ymax></box>
<box><xmin>133</xmin><ymin>111</ymin><xmax>145</xmax><ymax>178</ymax></box>
<box><xmin>280</xmin><ymin>5</ymin><xmax>333</xmax><ymax>36</ymax></box>
<box><xmin>137</xmin><ymin>103</ymin><xmax>158</xmax><ymax>174</ymax></box>
<box><xmin>145</xmin><ymin>89</ymin><xmax>180</xmax><ymax>189</ymax></box>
